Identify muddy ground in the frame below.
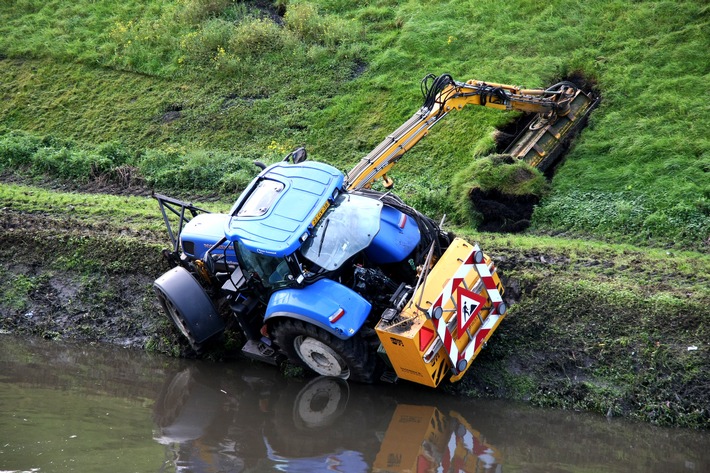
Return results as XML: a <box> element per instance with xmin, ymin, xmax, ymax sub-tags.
<box><xmin>1</xmin><ymin>182</ymin><xmax>708</xmax><ymax>429</ymax></box>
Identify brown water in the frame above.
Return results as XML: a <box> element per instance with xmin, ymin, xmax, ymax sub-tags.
<box><xmin>0</xmin><ymin>336</ymin><xmax>708</xmax><ymax>473</ymax></box>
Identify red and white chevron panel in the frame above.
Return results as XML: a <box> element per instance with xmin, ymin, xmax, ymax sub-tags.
<box><xmin>426</xmin><ymin>244</ymin><xmax>505</xmax><ymax>373</ymax></box>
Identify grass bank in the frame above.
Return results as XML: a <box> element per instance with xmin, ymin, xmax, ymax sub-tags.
<box><xmin>1</xmin><ymin>0</ymin><xmax>708</xmax><ymax>428</ymax></box>
<box><xmin>1</xmin><ymin>0</ymin><xmax>708</xmax><ymax>248</ymax></box>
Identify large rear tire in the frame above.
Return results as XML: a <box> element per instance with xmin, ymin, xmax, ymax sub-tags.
<box><xmin>272</xmin><ymin>319</ymin><xmax>377</xmax><ymax>383</ymax></box>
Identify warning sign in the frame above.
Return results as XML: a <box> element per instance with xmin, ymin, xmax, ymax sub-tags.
<box><xmin>457</xmin><ymin>288</ymin><xmax>487</xmax><ymax>334</ymax></box>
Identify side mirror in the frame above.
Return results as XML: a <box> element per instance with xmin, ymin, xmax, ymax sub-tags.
<box><xmin>284</xmin><ymin>147</ymin><xmax>307</xmax><ymax>164</ymax></box>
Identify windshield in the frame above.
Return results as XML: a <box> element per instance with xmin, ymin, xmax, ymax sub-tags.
<box><xmin>235</xmin><ymin>241</ymin><xmax>294</xmax><ymax>289</ymax></box>
<box><xmin>301</xmin><ymin>193</ymin><xmax>382</xmax><ymax>271</ymax></box>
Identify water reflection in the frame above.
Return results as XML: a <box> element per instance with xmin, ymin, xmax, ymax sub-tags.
<box><xmin>152</xmin><ymin>365</ymin><xmax>503</xmax><ymax>472</ymax></box>
<box><xmin>1</xmin><ymin>337</ymin><xmax>708</xmax><ymax>473</ymax></box>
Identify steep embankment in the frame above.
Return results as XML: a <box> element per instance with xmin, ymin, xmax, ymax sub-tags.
<box><xmin>1</xmin><ymin>1</ymin><xmax>708</xmax><ymax>248</ymax></box>
<box><xmin>0</xmin><ymin>187</ymin><xmax>171</xmax><ymax>350</ymax></box>
<box><xmin>1</xmin><ymin>183</ymin><xmax>707</xmax><ymax>429</ymax></box>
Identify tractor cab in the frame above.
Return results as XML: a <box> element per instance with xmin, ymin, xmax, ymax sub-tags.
<box><xmin>224</xmin><ymin>160</ymin><xmax>345</xmax><ymax>258</ymax></box>
<box><xmin>176</xmin><ymin>160</ymin><xmax>346</xmax><ymax>277</ymax></box>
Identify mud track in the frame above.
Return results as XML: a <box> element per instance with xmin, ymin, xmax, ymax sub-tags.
<box><xmin>0</xmin><ymin>209</ymin><xmax>171</xmax><ymax>349</ymax></box>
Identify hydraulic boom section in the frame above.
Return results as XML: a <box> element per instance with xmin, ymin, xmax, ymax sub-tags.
<box><xmin>346</xmin><ymin>73</ymin><xmax>597</xmax><ymax>190</ymax></box>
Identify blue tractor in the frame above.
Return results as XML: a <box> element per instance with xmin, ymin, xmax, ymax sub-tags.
<box><xmin>154</xmin><ymin>148</ymin><xmax>452</xmax><ymax>383</ymax></box>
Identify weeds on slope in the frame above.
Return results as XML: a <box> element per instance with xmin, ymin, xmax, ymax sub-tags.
<box><xmin>1</xmin><ymin>0</ymin><xmax>708</xmax><ymax>249</ymax></box>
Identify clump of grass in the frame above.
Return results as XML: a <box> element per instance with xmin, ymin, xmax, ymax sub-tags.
<box><xmin>228</xmin><ymin>17</ymin><xmax>292</xmax><ymax>56</ymax></box>
<box><xmin>1</xmin><ymin>274</ymin><xmax>40</xmax><ymax>311</ymax></box>
<box><xmin>459</xmin><ymin>154</ymin><xmax>550</xmax><ymax>196</ymax></box>
<box><xmin>284</xmin><ymin>2</ymin><xmax>358</xmax><ymax>47</ymax></box>
<box><xmin>178</xmin><ymin>0</ymin><xmax>235</xmax><ymax>24</ymax></box>
<box><xmin>0</xmin><ymin>131</ymin><xmax>42</xmax><ymax>166</ymax></box>
<box><xmin>0</xmin><ymin>131</ymin><xmax>269</xmax><ymax>196</ymax></box>
<box><xmin>137</xmin><ymin>146</ymin><xmax>261</xmax><ymax>194</ymax></box>
<box><xmin>447</xmin><ymin>154</ymin><xmax>550</xmax><ymax>226</ymax></box>
<box><xmin>0</xmin><ymin>132</ymin><xmax>133</xmax><ymax>183</ymax></box>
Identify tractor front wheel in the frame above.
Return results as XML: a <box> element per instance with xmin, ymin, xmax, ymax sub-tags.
<box><xmin>154</xmin><ymin>266</ymin><xmax>226</xmax><ymax>354</ymax></box>
<box><xmin>272</xmin><ymin>319</ymin><xmax>376</xmax><ymax>383</ymax></box>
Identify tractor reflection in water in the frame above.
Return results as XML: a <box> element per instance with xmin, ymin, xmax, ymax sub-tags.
<box><xmin>152</xmin><ymin>363</ymin><xmax>502</xmax><ymax>472</ymax></box>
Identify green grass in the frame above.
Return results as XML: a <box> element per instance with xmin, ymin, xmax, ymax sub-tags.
<box><xmin>446</xmin><ymin>231</ymin><xmax>709</xmax><ymax>428</ymax></box>
<box><xmin>2</xmin><ymin>0</ymin><xmax>707</xmax><ymax>249</ymax></box>
<box><xmin>0</xmin><ymin>182</ymin><xmax>234</xmax><ymax>243</ymax></box>
<box><xmin>1</xmin><ymin>274</ymin><xmax>41</xmax><ymax>311</ymax></box>
<box><xmin>2</xmin><ymin>181</ymin><xmax>159</xmax><ymax>221</ymax></box>
<box><xmin>1</xmin><ymin>0</ymin><xmax>707</xmax><ymax>427</ymax></box>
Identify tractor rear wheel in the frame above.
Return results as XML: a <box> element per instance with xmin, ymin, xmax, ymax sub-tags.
<box><xmin>272</xmin><ymin>319</ymin><xmax>376</xmax><ymax>383</ymax></box>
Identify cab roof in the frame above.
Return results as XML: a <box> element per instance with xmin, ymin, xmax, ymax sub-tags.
<box><xmin>224</xmin><ymin>161</ymin><xmax>344</xmax><ymax>257</ymax></box>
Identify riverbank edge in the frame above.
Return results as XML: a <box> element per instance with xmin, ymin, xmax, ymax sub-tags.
<box><xmin>1</xmin><ymin>213</ymin><xmax>707</xmax><ymax>429</ymax></box>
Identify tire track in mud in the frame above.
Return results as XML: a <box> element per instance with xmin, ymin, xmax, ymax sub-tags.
<box><xmin>1</xmin><ymin>207</ymin><xmax>164</xmax><ymax>240</ymax></box>
<box><xmin>0</xmin><ymin>203</ymin><xmax>178</xmax><ymax>351</ymax></box>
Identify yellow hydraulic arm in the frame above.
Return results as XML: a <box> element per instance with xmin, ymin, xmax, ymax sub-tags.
<box><xmin>345</xmin><ymin>73</ymin><xmax>582</xmax><ymax>191</ymax></box>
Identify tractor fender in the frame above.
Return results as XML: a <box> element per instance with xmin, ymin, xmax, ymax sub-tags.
<box><xmin>265</xmin><ymin>279</ymin><xmax>371</xmax><ymax>340</ymax></box>
<box><xmin>154</xmin><ymin>266</ymin><xmax>226</xmax><ymax>346</ymax></box>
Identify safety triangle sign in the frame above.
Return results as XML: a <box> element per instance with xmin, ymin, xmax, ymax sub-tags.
<box><xmin>457</xmin><ymin>288</ymin><xmax>487</xmax><ymax>334</ymax></box>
